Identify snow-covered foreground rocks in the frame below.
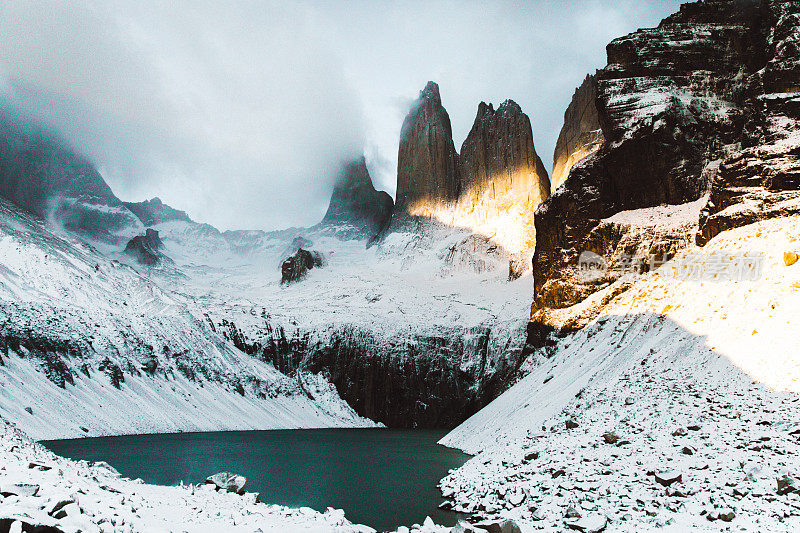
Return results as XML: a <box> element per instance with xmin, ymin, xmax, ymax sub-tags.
<box><xmin>439</xmin><ymin>216</ymin><xmax>800</xmax><ymax>531</ymax></box>
<box><xmin>0</xmin><ymin>419</ymin><xmax>385</xmax><ymax>533</ymax></box>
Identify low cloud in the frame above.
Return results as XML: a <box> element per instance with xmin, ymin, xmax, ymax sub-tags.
<box><xmin>0</xmin><ymin>0</ymin><xmax>681</xmax><ymax>230</ymax></box>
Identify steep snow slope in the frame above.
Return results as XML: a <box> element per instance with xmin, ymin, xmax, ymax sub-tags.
<box><xmin>439</xmin><ymin>215</ymin><xmax>800</xmax><ymax>531</ymax></box>
<box><xmin>0</xmin><ymin>199</ymin><xmax>375</xmax><ymax>440</ymax></box>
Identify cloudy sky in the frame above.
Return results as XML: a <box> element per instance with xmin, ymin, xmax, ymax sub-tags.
<box><xmin>0</xmin><ymin>0</ymin><xmax>682</xmax><ymax>231</ymax></box>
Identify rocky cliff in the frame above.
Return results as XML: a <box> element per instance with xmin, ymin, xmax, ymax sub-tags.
<box><xmin>697</xmin><ymin>0</ymin><xmax>800</xmax><ymax>244</ymax></box>
<box><xmin>459</xmin><ymin>100</ymin><xmax>549</xmax><ymax>205</ymax></box>
<box><xmin>319</xmin><ymin>157</ymin><xmax>393</xmax><ymax>239</ymax></box>
<box><xmin>395</xmin><ymin>84</ymin><xmax>550</xmax><ymax>273</ymax></box>
<box><xmin>551</xmin><ymin>75</ymin><xmax>604</xmax><ymax>193</ymax></box>
<box><xmin>395</xmin><ymin>81</ymin><xmax>460</xmax><ymax>214</ymax></box>
<box><xmin>533</xmin><ymin>0</ymin><xmax>800</xmax><ymax>311</ymax></box>
<box><xmin>0</xmin><ymin>111</ymin><xmax>141</xmax><ymax>241</ymax></box>
<box><xmin>123</xmin><ymin>197</ymin><xmax>194</xmax><ymax>227</ymax></box>
<box><xmin>213</xmin><ymin>315</ymin><xmax>528</xmax><ymax>428</ymax></box>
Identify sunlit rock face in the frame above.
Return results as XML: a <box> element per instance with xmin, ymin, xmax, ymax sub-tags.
<box><xmin>395</xmin><ymin>81</ymin><xmax>460</xmax><ymax>214</ymax></box>
<box><xmin>320</xmin><ymin>157</ymin><xmax>394</xmax><ymax>239</ymax></box>
<box><xmin>534</xmin><ymin>0</ymin><xmax>800</xmax><ymax>310</ymax></box>
<box><xmin>460</xmin><ymin>100</ymin><xmax>549</xmax><ymax>205</ymax></box>
<box><xmin>551</xmin><ymin>74</ymin><xmax>604</xmax><ymax>193</ymax></box>
<box><xmin>0</xmin><ymin>112</ymin><xmax>141</xmax><ymax>241</ymax></box>
<box><xmin>396</xmin><ymin>85</ymin><xmax>550</xmax><ymax>272</ymax></box>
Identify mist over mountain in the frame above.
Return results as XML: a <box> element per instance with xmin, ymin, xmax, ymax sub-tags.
<box><xmin>0</xmin><ymin>0</ymin><xmax>682</xmax><ymax>231</ymax></box>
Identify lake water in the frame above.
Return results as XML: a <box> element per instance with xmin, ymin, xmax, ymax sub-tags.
<box><xmin>42</xmin><ymin>428</ymin><xmax>470</xmax><ymax>531</ymax></box>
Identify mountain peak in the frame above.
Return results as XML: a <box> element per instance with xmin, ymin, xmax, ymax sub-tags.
<box><xmin>420</xmin><ymin>81</ymin><xmax>441</xmax><ymax>102</ymax></box>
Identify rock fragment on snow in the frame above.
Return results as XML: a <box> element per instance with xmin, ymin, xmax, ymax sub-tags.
<box><xmin>777</xmin><ymin>474</ymin><xmax>799</xmax><ymax>495</ymax></box>
<box><xmin>0</xmin><ymin>483</ymin><xmax>39</xmax><ymax>497</ymax></box>
<box><xmin>450</xmin><ymin>521</ymin><xmax>478</xmax><ymax>533</ymax></box>
<box><xmin>602</xmin><ymin>432</ymin><xmax>619</xmax><ymax>444</ymax></box>
<box><xmin>654</xmin><ymin>470</ymin><xmax>682</xmax><ymax>487</ymax></box>
<box><xmin>205</xmin><ymin>472</ymin><xmax>247</xmax><ymax>494</ymax></box>
<box><xmin>473</xmin><ymin>519</ymin><xmax>522</xmax><ymax>533</ymax></box>
<box><xmin>565</xmin><ymin>514</ymin><xmax>607</xmax><ymax>532</ymax></box>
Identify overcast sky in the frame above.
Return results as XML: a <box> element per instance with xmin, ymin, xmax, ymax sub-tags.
<box><xmin>0</xmin><ymin>0</ymin><xmax>682</xmax><ymax>231</ymax></box>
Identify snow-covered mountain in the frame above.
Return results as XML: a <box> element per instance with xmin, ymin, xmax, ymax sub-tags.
<box><xmin>0</xmin><ymin>0</ymin><xmax>799</xmax><ymax>531</ymax></box>
<box><xmin>0</xmin><ymin>197</ymin><xmax>375</xmax><ymax>439</ymax></box>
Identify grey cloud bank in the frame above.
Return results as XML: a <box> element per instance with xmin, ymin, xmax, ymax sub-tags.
<box><xmin>0</xmin><ymin>0</ymin><xmax>681</xmax><ymax>230</ymax></box>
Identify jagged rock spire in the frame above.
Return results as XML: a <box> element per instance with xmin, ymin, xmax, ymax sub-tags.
<box><xmin>459</xmin><ymin>98</ymin><xmax>550</xmax><ymax>206</ymax></box>
<box><xmin>321</xmin><ymin>156</ymin><xmax>393</xmax><ymax>238</ymax></box>
<box><xmin>395</xmin><ymin>81</ymin><xmax>460</xmax><ymax>213</ymax></box>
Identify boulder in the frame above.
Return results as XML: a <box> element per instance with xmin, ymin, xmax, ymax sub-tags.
<box><xmin>124</xmin><ymin>229</ymin><xmax>167</xmax><ymax>266</ymax></box>
<box><xmin>777</xmin><ymin>473</ymin><xmax>799</xmax><ymax>495</ymax></box>
<box><xmin>0</xmin><ymin>483</ymin><xmax>39</xmax><ymax>497</ymax></box>
<box><xmin>450</xmin><ymin>521</ymin><xmax>479</xmax><ymax>533</ymax></box>
<box><xmin>204</xmin><ymin>472</ymin><xmax>247</xmax><ymax>494</ymax></box>
<box><xmin>602</xmin><ymin>432</ymin><xmax>619</xmax><ymax>444</ymax></box>
<box><xmin>0</xmin><ymin>519</ymin><xmax>64</xmax><ymax>533</ymax></box>
<box><xmin>654</xmin><ymin>470</ymin><xmax>683</xmax><ymax>487</ymax></box>
<box><xmin>280</xmin><ymin>248</ymin><xmax>325</xmax><ymax>284</ymax></box>
<box><xmin>785</xmin><ymin>252</ymin><xmax>799</xmax><ymax>266</ymax></box>
<box><xmin>474</xmin><ymin>519</ymin><xmax>522</xmax><ymax>533</ymax></box>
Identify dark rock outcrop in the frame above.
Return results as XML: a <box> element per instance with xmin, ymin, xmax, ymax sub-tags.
<box><xmin>551</xmin><ymin>75</ymin><xmax>604</xmax><ymax>193</ymax></box>
<box><xmin>123</xmin><ymin>229</ymin><xmax>165</xmax><ymax>266</ymax></box>
<box><xmin>123</xmin><ymin>197</ymin><xmax>193</xmax><ymax>227</ymax></box>
<box><xmin>533</xmin><ymin>0</ymin><xmax>800</xmax><ymax>310</ymax></box>
<box><xmin>698</xmin><ymin>140</ymin><xmax>800</xmax><ymax>244</ymax></box>
<box><xmin>214</xmin><ymin>319</ymin><xmax>528</xmax><ymax>428</ymax></box>
<box><xmin>320</xmin><ymin>157</ymin><xmax>393</xmax><ymax>239</ymax></box>
<box><xmin>459</xmin><ymin>100</ymin><xmax>550</xmax><ymax>207</ymax></box>
<box><xmin>697</xmin><ymin>0</ymin><xmax>800</xmax><ymax>243</ymax></box>
<box><xmin>0</xmin><ymin>110</ymin><xmax>140</xmax><ymax>240</ymax></box>
<box><xmin>395</xmin><ymin>81</ymin><xmax>460</xmax><ymax>214</ymax></box>
<box><xmin>280</xmin><ymin>248</ymin><xmax>324</xmax><ymax>284</ymax></box>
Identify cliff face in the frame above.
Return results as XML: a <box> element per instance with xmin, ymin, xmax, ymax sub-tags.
<box><xmin>0</xmin><ymin>113</ymin><xmax>141</xmax><ymax>240</ymax></box>
<box><xmin>533</xmin><ymin>0</ymin><xmax>800</xmax><ymax>310</ymax></box>
<box><xmin>395</xmin><ymin>84</ymin><xmax>550</xmax><ymax>269</ymax></box>
<box><xmin>697</xmin><ymin>0</ymin><xmax>800</xmax><ymax>244</ymax></box>
<box><xmin>320</xmin><ymin>157</ymin><xmax>393</xmax><ymax>239</ymax></box>
<box><xmin>214</xmin><ymin>316</ymin><xmax>528</xmax><ymax>428</ymax></box>
<box><xmin>459</xmin><ymin>100</ymin><xmax>550</xmax><ymax>207</ymax></box>
<box><xmin>395</xmin><ymin>81</ymin><xmax>460</xmax><ymax>213</ymax></box>
<box><xmin>551</xmin><ymin>75</ymin><xmax>604</xmax><ymax>193</ymax></box>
